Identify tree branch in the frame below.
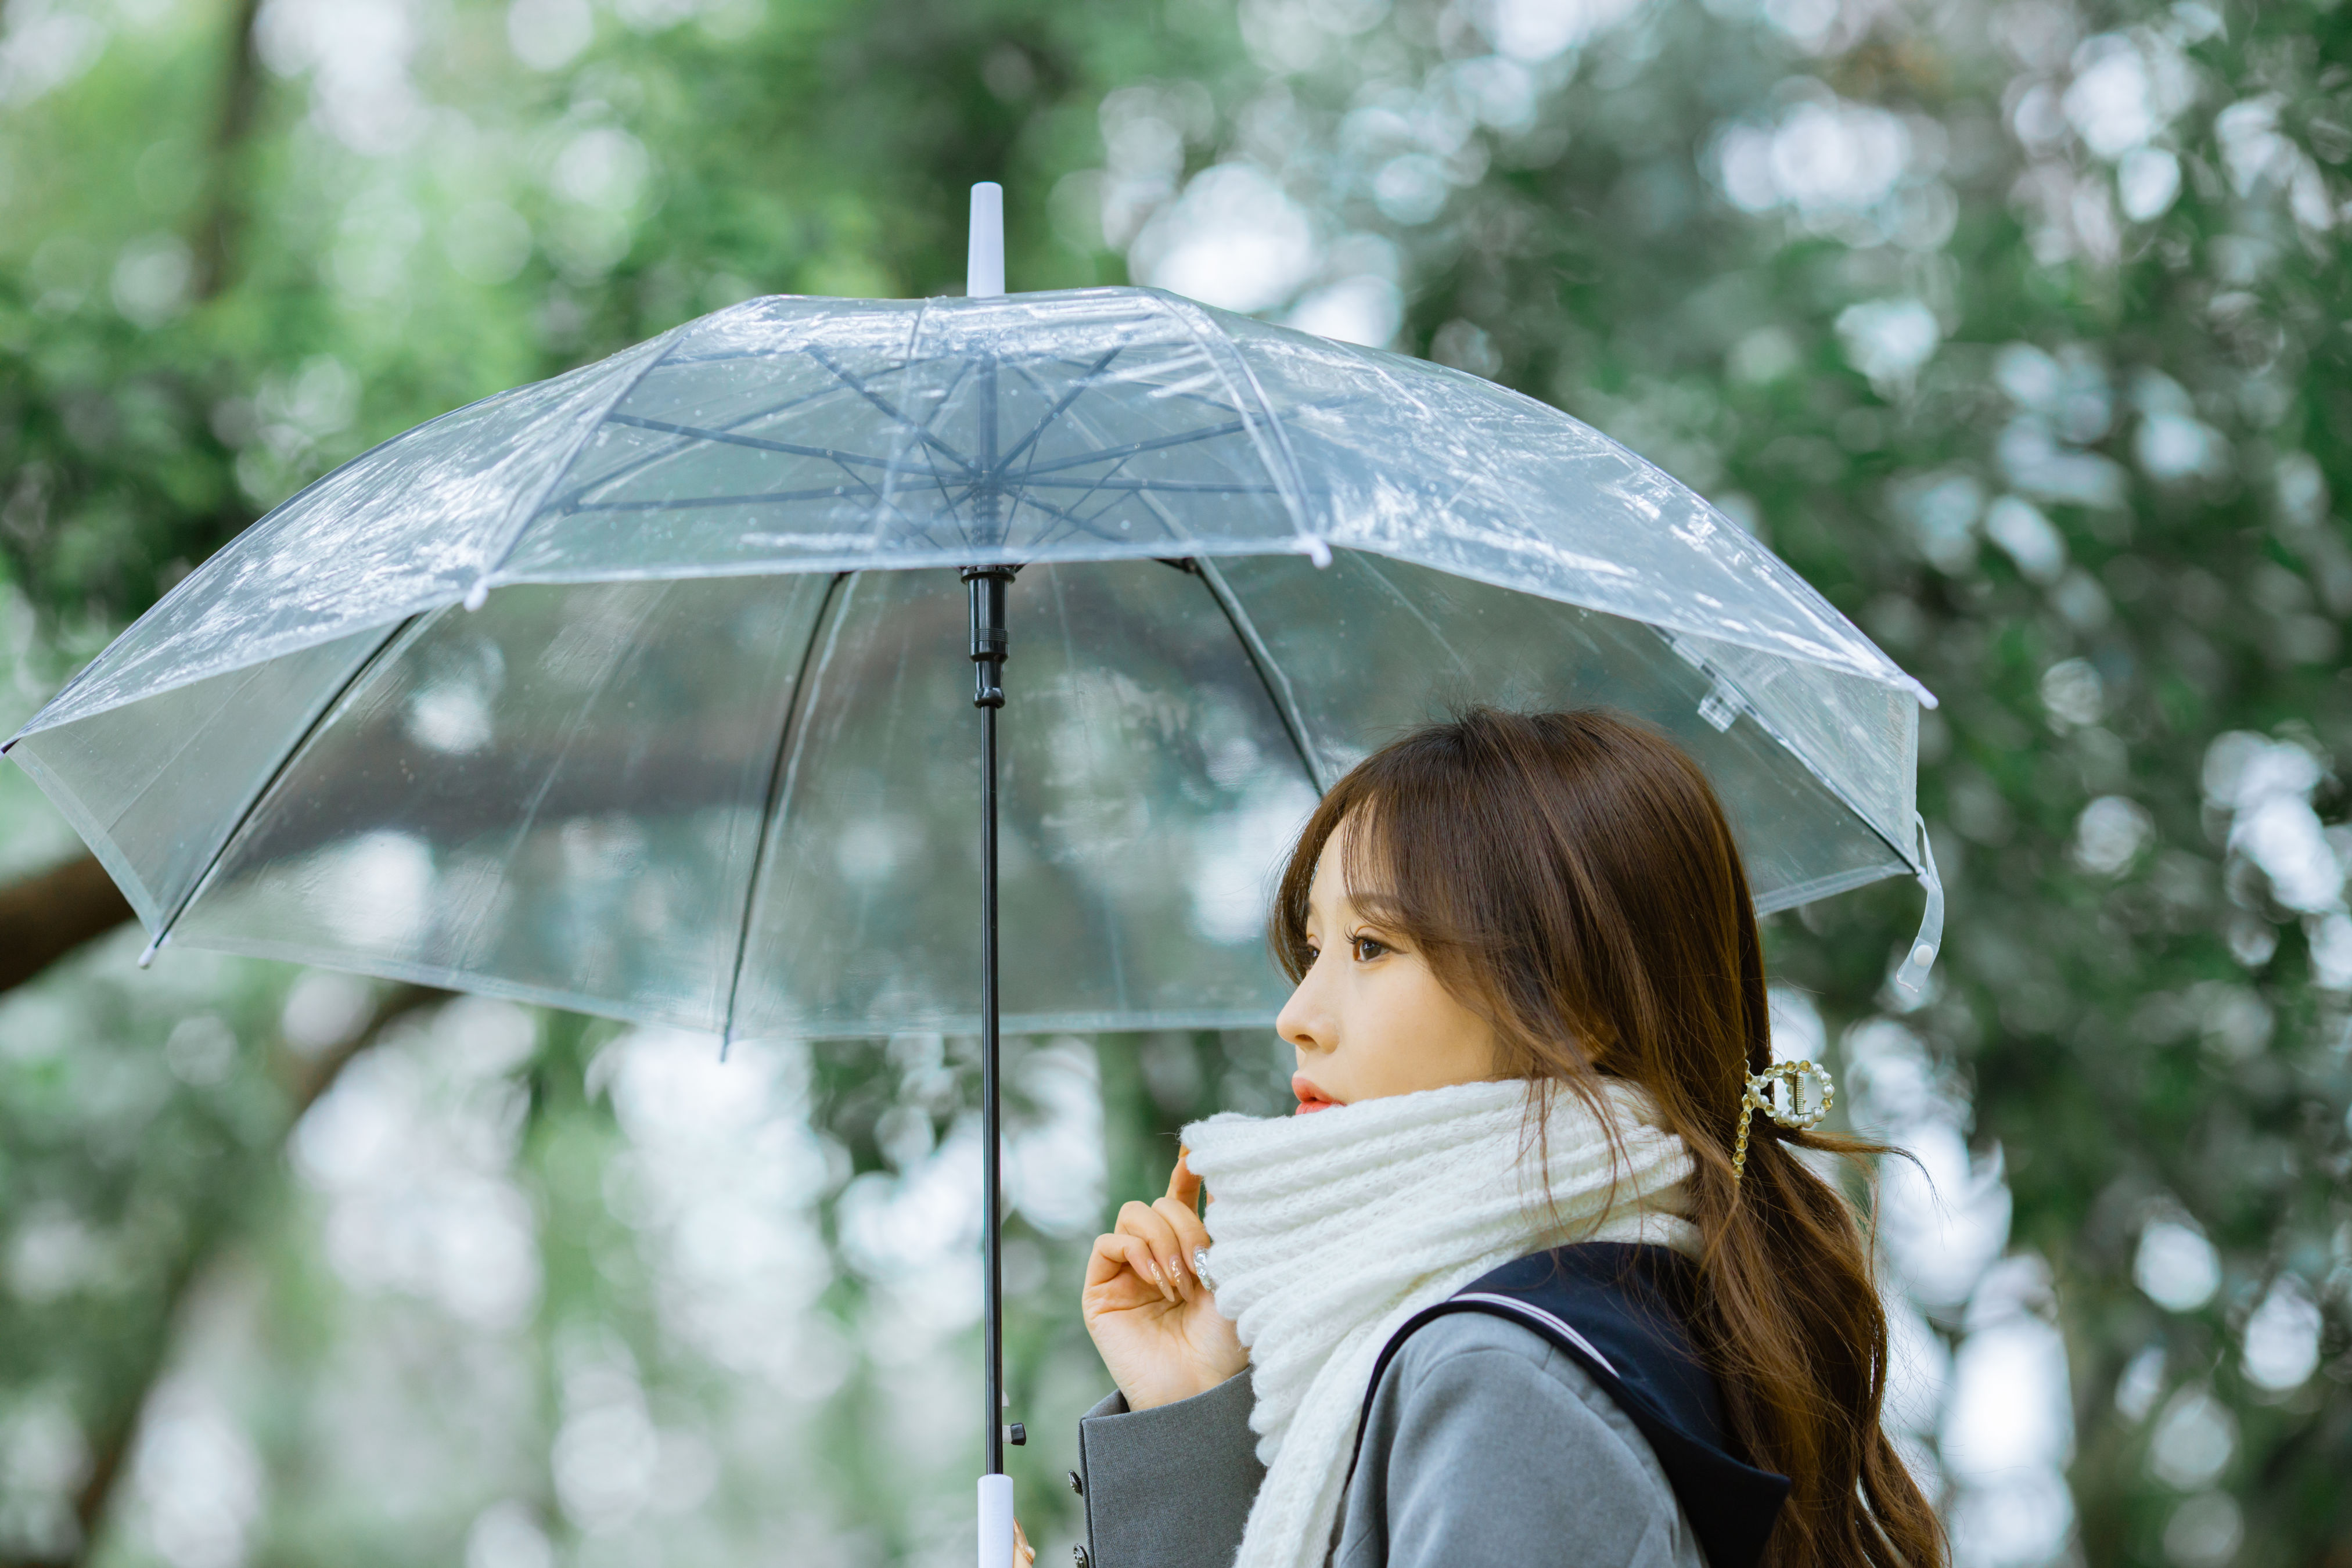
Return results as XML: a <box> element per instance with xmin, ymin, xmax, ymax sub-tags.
<box><xmin>0</xmin><ymin>855</ymin><xmax>135</xmax><ymax>994</ymax></box>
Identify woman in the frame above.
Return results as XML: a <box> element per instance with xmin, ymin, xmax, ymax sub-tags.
<box><xmin>1058</xmin><ymin>709</ymin><xmax>1943</xmax><ymax>1568</ymax></box>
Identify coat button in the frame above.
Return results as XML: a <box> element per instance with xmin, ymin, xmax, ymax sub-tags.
<box><xmin>1067</xmin><ymin>1470</ymin><xmax>1083</xmax><ymax>1496</ymax></box>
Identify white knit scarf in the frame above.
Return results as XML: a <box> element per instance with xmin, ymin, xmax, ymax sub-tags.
<box><xmin>1181</xmin><ymin>1077</ymin><xmax>1699</xmax><ymax>1568</ymax></box>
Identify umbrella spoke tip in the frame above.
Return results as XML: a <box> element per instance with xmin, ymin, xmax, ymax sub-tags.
<box><xmin>463</xmin><ymin>580</ymin><xmax>491</xmax><ymax>612</ymax></box>
<box><xmin>1300</xmin><ymin>534</ymin><xmax>1332</xmax><ymax>568</ymax></box>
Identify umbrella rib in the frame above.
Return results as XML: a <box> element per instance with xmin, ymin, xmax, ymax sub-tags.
<box><xmin>569</xmin><ymin>485</ymin><xmax>915</xmax><ymax>511</ymax></box>
<box><xmin>988</xmin><ymin>342</ymin><xmax>1129</xmax><ymax>473</ymax></box>
<box><xmin>1191</xmin><ymin>559</ymin><xmax>1329</xmax><ymax>793</ymax></box>
<box><xmin>660</xmin><ymin>344</ymin><xmax>963</xmax><ymax>373</ymax></box>
<box><xmin>909</xmin><ymin>465</ymin><xmax>977</xmax><ymax>552</ymax></box>
<box><xmin>546</xmin><ymin>381</ymin><xmax>891</xmax><ymax>511</ymax></box>
<box><xmin>1001</xmin><ymin>340</ymin><xmax>1268</xmax><ymax>424</ymax></box>
<box><xmin>833</xmin><ymin>307</ymin><xmax>980</xmax><ymax>549</ymax></box>
<box><xmin>573</xmin><ymin>452</ymin><xmax>936</xmax><ymax>535</ymax></box>
<box><xmin>135</xmin><ymin>612</ymin><xmax>426</xmax><ymax>962</ymax></box>
<box><xmin>804</xmin><ymin>345</ymin><xmax>979</xmax><ymax>477</ymax></box>
<box><xmin>719</xmin><ymin>571</ymin><xmax>853</xmax><ymax>1049</ymax></box>
<box><xmin>1009</xmin><ymin>418</ymin><xmax>1251</xmax><ymax>478</ymax></box>
<box><xmin>995</xmin><ymin>355</ymin><xmax>1213</xmax><ymax>546</ymax></box>
<box><xmin>1341</xmin><ymin>549</ymin><xmax>1477</xmax><ymax>668</ymax></box>
<box><xmin>603</xmin><ymin>413</ymin><xmax>900</xmax><ymax>472</ymax></box>
<box><xmin>1112</xmin><ymin>451</ymin><xmax>1227</xmax><ymax>555</ymax></box>
<box><xmin>883</xmin><ymin>354</ymin><xmax>980</xmax><ymax>552</ymax></box>
<box><xmin>1152</xmin><ymin>294</ymin><xmax>1322</xmax><ymax>548</ymax></box>
<box><xmin>826</xmin><ymin>404</ymin><xmax>956</xmax><ymax>549</ymax></box>
<box><xmin>1009</xmin><ymin>440</ymin><xmax>1142</xmax><ymax>547</ymax></box>
<box><xmin>1006</xmin><ymin>485</ymin><xmax>1144</xmax><ymax>546</ymax></box>
<box><xmin>588</xmin><ymin>415</ymin><xmax>938</xmax><ymax>541</ymax></box>
<box><xmin>467</xmin><ymin>325</ymin><xmax>691</xmax><ymax>602</ymax></box>
<box><xmin>1645</xmin><ymin>624</ymin><xmax>1922</xmax><ymax>876</ymax></box>
<box><xmin>614</xmin><ymin>355</ymin><xmax>971</xmax><ymax>544</ymax></box>
<box><xmin>1007</xmin><ymin>478</ymin><xmax>1293</xmax><ymax>494</ymax></box>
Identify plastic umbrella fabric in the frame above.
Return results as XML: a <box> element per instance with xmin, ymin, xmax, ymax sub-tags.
<box><xmin>6</xmin><ymin>190</ymin><xmax>1937</xmax><ymax>1563</ymax></box>
<box><xmin>6</xmin><ymin>297</ymin><xmax>1939</xmax><ymax>1034</ymax></box>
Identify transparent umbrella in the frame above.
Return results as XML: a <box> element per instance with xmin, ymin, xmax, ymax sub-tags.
<box><xmin>6</xmin><ymin>187</ymin><xmax>1938</xmax><ymax>1564</ymax></box>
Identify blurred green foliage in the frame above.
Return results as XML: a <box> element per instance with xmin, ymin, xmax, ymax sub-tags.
<box><xmin>2</xmin><ymin>0</ymin><xmax>2349</xmax><ymax>1564</ymax></box>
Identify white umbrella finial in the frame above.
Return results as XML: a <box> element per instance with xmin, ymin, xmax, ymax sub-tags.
<box><xmin>968</xmin><ymin>182</ymin><xmax>1004</xmax><ymax>298</ymax></box>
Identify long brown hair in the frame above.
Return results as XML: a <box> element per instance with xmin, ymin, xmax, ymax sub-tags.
<box><xmin>1272</xmin><ymin>707</ymin><xmax>1944</xmax><ymax>1568</ymax></box>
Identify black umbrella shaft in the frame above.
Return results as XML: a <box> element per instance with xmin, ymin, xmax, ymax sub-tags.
<box><xmin>966</xmin><ymin>564</ymin><xmax>1013</xmax><ymax>1479</ymax></box>
<box><xmin>981</xmin><ymin>696</ymin><xmax>1004</xmax><ymax>1476</ymax></box>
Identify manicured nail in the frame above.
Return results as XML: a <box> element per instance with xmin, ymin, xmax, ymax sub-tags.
<box><xmin>1143</xmin><ymin>1260</ymin><xmax>1161</xmax><ymax>1282</ymax></box>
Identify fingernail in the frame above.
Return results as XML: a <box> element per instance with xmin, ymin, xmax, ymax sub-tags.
<box><xmin>1143</xmin><ymin>1260</ymin><xmax>1161</xmax><ymax>1282</ymax></box>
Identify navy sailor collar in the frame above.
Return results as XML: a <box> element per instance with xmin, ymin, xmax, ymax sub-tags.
<box><xmin>1348</xmin><ymin>1242</ymin><xmax>1790</xmax><ymax>1568</ymax></box>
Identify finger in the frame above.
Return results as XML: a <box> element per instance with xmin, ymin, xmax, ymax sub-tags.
<box><xmin>1081</xmin><ymin>1257</ymin><xmax>1163</xmax><ymax>1318</ymax></box>
<box><xmin>1167</xmin><ymin>1148</ymin><xmax>1202</xmax><ymax>1212</ymax></box>
<box><xmin>1085</xmin><ymin>1231</ymin><xmax>1164</xmax><ymax>1301</ymax></box>
<box><xmin>1118</xmin><ymin>1201</ymin><xmax>1191</xmax><ymax>1300</ymax></box>
<box><xmin>1158</xmin><ymin>1157</ymin><xmax>1212</xmax><ymax>1260</ymax></box>
<box><xmin>1116</xmin><ymin>1233</ymin><xmax>1178</xmax><ymax>1303</ymax></box>
<box><xmin>1087</xmin><ymin>1231</ymin><xmax>1170</xmax><ymax>1303</ymax></box>
<box><xmin>1152</xmin><ymin>1193</ymin><xmax>1211</xmax><ymax>1262</ymax></box>
<box><xmin>1014</xmin><ymin>1522</ymin><xmax>1035</xmax><ymax>1568</ymax></box>
<box><xmin>1081</xmin><ymin>1236</ymin><xmax>1164</xmax><ymax>1315</ymax></box>
<box><xmin>1084</xmin><ymin>1232</ymin><xmax>1131</xmax><ymax>1290</ymax></box>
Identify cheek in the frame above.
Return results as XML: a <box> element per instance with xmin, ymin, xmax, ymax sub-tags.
<box><xmin>1385</xmin><ymin>965</ymin><xmax>1494</xmax><ymax>1081</ymax></box>
<box><xmin>1391</xmin><ymin>969</ymin><xmax>1460</xmax><ymax>1033</ymax></box>
<box><xmin>1349</xmin><ymin>972</ymin><xmax>1438</xmax><ymax>1082</ymax></box>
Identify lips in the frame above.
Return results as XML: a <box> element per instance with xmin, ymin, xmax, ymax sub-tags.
<box><xmin>1291</xmin><ymin>1073</ymin><xmax>1339</xmax><ymax>1114</ymax></box>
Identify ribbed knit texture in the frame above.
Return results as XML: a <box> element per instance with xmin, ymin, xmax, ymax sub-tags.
<box><xmin>1181</xmin><ymin>1077</ymin><xmax>1697</xmax><ymax>1568</ymax></box>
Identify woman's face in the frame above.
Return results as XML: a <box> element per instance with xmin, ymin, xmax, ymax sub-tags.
<box><xmin>1275</xmin><ymin>820</ymin><xmax>1500</xmax><ymax>1112</ymax></box>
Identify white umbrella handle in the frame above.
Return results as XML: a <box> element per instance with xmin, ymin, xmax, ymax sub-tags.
<box><xmin>978</xmin><ymin>1473</ymin><xmax>1015</xmax><ymax>1568</ymax></box>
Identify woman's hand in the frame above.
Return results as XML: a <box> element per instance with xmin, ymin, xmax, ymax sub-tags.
<box><xmin>1081</xmin><ymin>1152</ymin><xmax>1247</xmax><ymax>1411</ymax></box>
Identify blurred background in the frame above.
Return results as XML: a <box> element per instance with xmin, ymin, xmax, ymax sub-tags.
<box><xmin>0</xmin><ymin>0</ymin><xmax>2347</xmax><ymax>1563</ymax></box>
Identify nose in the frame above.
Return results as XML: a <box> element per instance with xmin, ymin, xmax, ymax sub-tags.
<box><xmin>1276</xmin><ymin>953</ymin><xmax>1330</xmax><ymax>1055</ymax></box>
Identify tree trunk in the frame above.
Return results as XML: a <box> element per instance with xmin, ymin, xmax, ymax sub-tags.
<box><xmin>192</xmin><ymin>0</ymin><xmax>270</xmax><ymax>300</ymax></box>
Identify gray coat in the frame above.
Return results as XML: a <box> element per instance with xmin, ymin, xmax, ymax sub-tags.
<box><xmin>1074</xmin><ymin>1312</ymin><xmax>1708</xmax><ymax>1567</ymax></box>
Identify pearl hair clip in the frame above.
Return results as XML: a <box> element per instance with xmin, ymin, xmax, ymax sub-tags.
<box><xmin>1732</xmin><ymin>1060</ymin><xmax>1834</xmax><ymax>1182</ymax></box>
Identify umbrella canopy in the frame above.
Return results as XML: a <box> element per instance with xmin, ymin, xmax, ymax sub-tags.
<box><xmin>6</xmin><ymin>283</ymin><xmax>1932</xmax><ymax>1040</ymax></box>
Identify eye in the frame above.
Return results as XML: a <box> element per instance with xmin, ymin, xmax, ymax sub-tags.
<box><xmin>1351</xmin><ymin>934</ymin><xmax>1389</xmax><ymax>963</ymax></box>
